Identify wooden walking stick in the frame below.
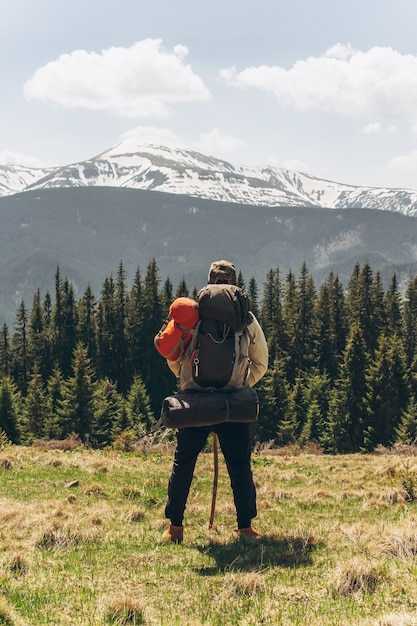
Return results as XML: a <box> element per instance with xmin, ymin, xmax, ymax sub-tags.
<box><xmin>209</xmin><ymin>432</ymin><xmax>219</xmax><ymax>529</ymax></box>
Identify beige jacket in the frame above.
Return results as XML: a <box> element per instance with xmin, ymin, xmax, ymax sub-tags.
<box><xmin>167</xmin><ymin>313</ymin><xmax>268</xmax><ymax>391</ymax></box>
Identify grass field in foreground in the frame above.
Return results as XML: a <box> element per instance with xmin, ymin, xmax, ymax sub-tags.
<box><xmin>1</xmin><ymin>439</ymin><xmax>417</xmax><ymax>625</ymax></box>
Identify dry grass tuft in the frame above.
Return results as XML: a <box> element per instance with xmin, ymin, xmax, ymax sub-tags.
<box><xmin>0</xmin><ymin>595</ymin><xmax>14</xmax><ymax>626</ymax></box>
<box><xmin>0</xmin><ymin>457</ymin><xmax>13</xmax><ymax>470</ymax></box>
<box><xmin>365</xmin><ymin>612</ymin><xmax>417</xmax><ymax>625</ymax></box>
<box><xmin>35</xmin><ymin>527</ymin><xmax>83</xmax><ymax>550</ymax></box>
<box><xmin>331</xmin><ymin>557</ymin><xmax>384</xmax><ymax>595</ymax></box>
<box><xmin>379</xmin><ymin>529</ymin><xmax>417</xmax><ymax>560</ymax></box>
<box><xmin>103</xmin><ymin>595</ymin><xmax>145</xmax><ymax>625</ymax></box>
<box><xmin>33</xmin><ymin>433</ymin><xmax>83</xmax><ymax>451</ymax></box>
<box><xmin>123</xmin><ymin>505</ymin><xmax>146</xmax><ymax>523</ymax></box>
<box><xmin>7</xmin><ymin>553</ymin><xmax>28</xmax><ymax>576</ymax></box>
<box><xmin>380</xmin><ymin>487</ymin><xmax>409</xmax><ymax>505</ymax></box>
<box><xmin>221</xmin><ymin>572</ymin><xmax>265</xmax><ymax>597</ymax></box>
<box><xmin>84</xmin><ymin>483</ymin><xmax>107</xmax><ymax>496</ymax></box>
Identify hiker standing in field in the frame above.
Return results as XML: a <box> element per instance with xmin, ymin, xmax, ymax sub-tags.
<box><xmin>161</xmin><ymin>260</ymin><xmax>268</xmax><ymax>544</ymax></box>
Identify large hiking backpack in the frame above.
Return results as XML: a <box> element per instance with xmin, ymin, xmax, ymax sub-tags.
<box><xmin>188</xmin><ymin>284</ymin><xmax>252</xmax><ymax>389</ymax></box>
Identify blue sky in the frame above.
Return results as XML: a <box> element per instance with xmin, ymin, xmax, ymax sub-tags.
<box><xmin>2</xmin><ymin>0</ymin><xmax>417</xmax><ymax>190</ymax></box>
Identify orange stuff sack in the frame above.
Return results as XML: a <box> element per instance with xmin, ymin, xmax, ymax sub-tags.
<box><xmin>154</xmin><ymin>297</ymin><xmax>199</xmax><ymax>361</ymax></box>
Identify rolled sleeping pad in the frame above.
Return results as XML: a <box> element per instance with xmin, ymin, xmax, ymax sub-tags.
<box><xmin>161</xmin><ymin>387</ymin><xmax>259</xmax><ymax>428</ymax></box>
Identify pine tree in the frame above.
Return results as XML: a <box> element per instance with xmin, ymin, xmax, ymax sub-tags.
<box><xmin>257</xmin><ymin>356</ymin><xmax>289</xmax><ymax>443</ymax></box>
<box><xmin>28</xmin><ymin>289</ymin><xmax>53</xmax><ymax>382</ymax></box>
<box><xmin>160</xmin><ymin>277</ymin><xmax>173</xmax><ymax>316</ymax></box>
<box><xmin>113</xmin><ymin>261</ymin><xmax>130</xmax><ymax>393</ymax></box>
<box><xmin>326</xmin><ymin>327</ymin><xmax>369</xmax><ymax>452</ymax></box>
<box><xmin>0</xmin><ymin>323</ymin><xmax>11</xmax><ymax>376</ymax></box>
<box><xmin>402</xmin><ymin>276</ymin><xmax>417</xmax><ymax>370</ymax></box>
<box><xmin>127</xmin><ymin>267</ymin><xmax>144</xmax><ymax>377</ymax></box>
<box><xmin>12</xmin><ymin>300</ymin><xmax>30</xmax><ymax>396</ymax></box>
<box><xmin>364</xmin><ymin>333</ymin><xmax>410</xmax><ymax>450</ymax></box>
<box><xmin>315</xmin><ymin>282</ymin><xmax>338</xmax><ymax>379</ymax></box>
<box><xmin>77</xmin><ymin>284</ymin><xmax>97</xmax><ymax>362</ymax></box>
<box><xmin>96</xmin><ymin>274</ymin><xmax>117</xmax><ymax>381</ymax></box>
<box><xmin>59</xmin><ymin>343</ymin><xmax>96</xmax><ymax>441</ymax></box>
<box><xmin>237</xmin><ymin>271</ymin><xmax>246</xmax><ymax>290</ymax></box>
<box><xmin>175</xmin><ymin>278</ymin><xmax>189</xmax><ymax>298</ymax></box>
<box><xmin>124</xmin><ymin>375</ymin><xmax>154</xmax><ymax>434</ymax></box>
<box><xmin>247</xmin><ymin>277</ymin><xmax>260</xmax><ymax>318</ymax></box>
<box><xmin>347</xmin><ymin>261</ymin><xmax>380</xmax><ymax>355</ymax></box>
<box><xmin>284</xmin><ymin>263</ymin><xmax>317</xmax><ymax>380</ymax></box>
<box><xmin>384</xmin><ymin>273</ymin><xmax>403</xmax><ymax>338</ymax></box>
<box><xmin>44</xmin><ymin>367</ymin><xmax>66</xmax><ymax>439</ymax></box>
<box><xmin>139</xmin><ymin>259</ymin><xmax>172</xmax><ymax>415</ymax></box>
<box><xmin>91</xmin><ymin>379</ymin><xmax>123</xmax><ymax>447</ymax></box>
<box><xmin>0</xmin><ymin>377</ymin><xmax>20</xmax><ymax>443</ymax></box>
<box><xmin>260</xmin><ymin>268</ymin><xmax>286</xmax><ymax>364</ymax></box>
<box><xmin>395</xmin><ymin>396</ymin><xmax>417</xmax><ymax>444</ymax></box>
<box><xmin>53</xmin><ymin>276</ymin><xmax>78</xmax><ymax>377</ymax></box>
<box><xmin>24</xmin><ymin>371</ymin><xmax>48</xmax><ymax>441</ymax></box>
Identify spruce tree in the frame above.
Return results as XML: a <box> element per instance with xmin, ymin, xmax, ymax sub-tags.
<box><xmin>364</xmin><ymin>333</ymin><xmax>410</xmax><ymax>450</ymax></box>
<box><xmin>402</xmin><ymin>276</ymin><xmax>417</xmax><ymax>370</ymax></box>
<box><xmin>0</xmin><ymin>377</ymin><xmax>20</xmax><ymax>444</ymax></box>
<box><xmin>384</xmin><ymin>273</ymin><xmax>403</xmax><ymax>338</ymax></box>
<box><xmin>12</xmin><ymin>300</ymin><xmax>30</xmax><ymax>396</ymax></box>
<box><xmin>247</xmin><ymin>277</ymin><xmax>260</xmax><ymax>319</ymax></box>
<box><xmin>124</xmin><ymin>375</ymin><xmax>154</xmax><ymax>434</ymax></box>
<box><xmin>284</xmin><ymin>262</ymin><xmax>317</xmax><ymax>379</ymax></box>
<box><xmin>175</xmin><ymin>278</ymin><xmax>189</xmax><ymax>298</ymax></box>
<box><xmin>59</xmin><ymin>343</ymin><xmax>96</xmax><ymax>441</ymax></box>
<box><xmin>0</xmin><ymin>323</ymin><xmax>10</xmax><ymax>376</ymax></box>
<box><xmin>114</xmin><ymin>261</ymin><xmax>130</xmax><ymax>393</ymax></box>
<box><xmin>395</xmin><ymin>396</ymin><xmax>417</xmax><ymax>445</ymax></box>
<box><xmin>326</xmin><ymin>327</ymin><xmax>369</xmax><ymax>452</ymax></box>
<box><xmin>257</xmin><ymin>355</ymin><xmax>289</xmax><ymax>443</ymax></box>
<box><xmin>140</xmin><ymin>259</ymin><xmax>172</xmax><ymax>415</ymax></box>
<box><xmin>44</xmin><ymin>367</ymin><xmax>66</xmax><ymax>439</ymax></box>
<box><xmin>91</xmin><ymin>379</ymin><xmax>123</xmax><ymax>447</ymax></box>
<box><xmin>77</xmin><ymin>284</ymin><xmax>97</xmax><ymax>362</ymax></box>
<box><xmin>24</xmin><ymin>371</ymin><xmax>48</xmax><ymax>442</ymax></box>
<box><xmin>127</xmin><ymin>267</ymin><xmax>144</xmax><ymax>377</ymax></box>
<box><xmin>260</xmin><ymin>268</ymin><xmax>286</xmax><ymax>365</ymax></box>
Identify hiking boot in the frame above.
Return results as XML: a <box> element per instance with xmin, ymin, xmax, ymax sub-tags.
<box><xmin>236</xmin><ymin>526</ymin><xmax>262</xmax><ymax>540</ymax></box>
<box><xmin>162</xmin><ymin>524</ymin><xmax>184</xmax><ymax>544</ymax></box>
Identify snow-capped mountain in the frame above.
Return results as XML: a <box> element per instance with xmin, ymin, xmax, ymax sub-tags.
<box><xmin>1</xmin><ymin>140</ymin><xmax>417</xmax><ymax>217</ymax></box>
<box><xmin>0</xmin><ymin>163</ymin><xmax>53</xmax><ymax>196</ymax></box>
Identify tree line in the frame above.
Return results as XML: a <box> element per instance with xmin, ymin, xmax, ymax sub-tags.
<box><xmin>0</xmin><ymin>257</ymin><xmax>416</xmax><ymax>453</ymax></box>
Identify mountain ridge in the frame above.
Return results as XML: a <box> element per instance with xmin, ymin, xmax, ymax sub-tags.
<box><xmin>1</xmin><ymin>140</ymin><xmax>417</xmax><ymax>217</ymax></box>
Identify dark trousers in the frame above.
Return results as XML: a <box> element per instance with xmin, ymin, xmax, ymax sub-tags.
<box><xmin>165</xmin><ymin>422</ymin><xmax>257</xmax><ymax>528</ymax></box>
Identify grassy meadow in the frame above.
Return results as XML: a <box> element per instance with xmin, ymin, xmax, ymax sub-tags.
<box><xmin>1</xmin><ymin>436</ymin><xmax>417</xmax><ymax>625</ymax></box>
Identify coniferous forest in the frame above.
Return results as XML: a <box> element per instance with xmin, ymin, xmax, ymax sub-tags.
<box><xmin>1</xmin><ymin>257</ymin><xmax>417</xmax><ymax>453</ymax></box>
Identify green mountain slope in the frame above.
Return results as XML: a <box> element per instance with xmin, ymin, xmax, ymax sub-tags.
<box><xmin>0</xmin><ymin>186</ymin><xmax>416</xmax><ymax>323</ymax></box>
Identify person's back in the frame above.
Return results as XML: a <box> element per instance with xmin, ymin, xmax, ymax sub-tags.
<box><xmin>162</xmin><ymin>260</ymin><xmax>268</xmax><ymax>544</ymax></box>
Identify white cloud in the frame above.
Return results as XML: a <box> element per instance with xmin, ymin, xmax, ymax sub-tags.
<box><xmin>362</xmin><ymin>123</ymin><xmax>382</xmax><ymax>134</ymax></box>
<box><xmin>193</xmin><ymin>129</ymin><xmax>245</xmax><ymax>155</ymax></box>
<box><xmin>119</xmin><ymin>126</ymin><xmax>183</xmax><ymax>147</ymax></box>
<box><xmin>279</xmin><ymin>159</ymin><xmax>312</xmax><ymax>173</ymax></box>
<box><xmin>115</xmin><ymin>126</ymin><xmax>244</xmax><ymax>158</ymax></box>
<box><xmin>220</xmin><ymin>45</ymin><xmax>417</xmax><ymax>120</ymax></box>
<box><xmin>24</xmin><ymin>39</ymin><xmax>211</xmax><ymax>118</ymax></box>
<box><xmin>362</xmin><ymin>123</ymin><xmax>397</xmax><ymax>134</ymax></box>
<box><xmin>388</xmin><ymin>150</ymin><xmax>417</xmax><ymax>175</ymax></box>
<box><xmin>0</xmin><ymin>150</ymin><xmax>54</xmax><ymax>167</ymax></box>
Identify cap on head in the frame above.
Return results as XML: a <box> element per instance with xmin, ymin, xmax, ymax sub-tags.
<box><xmin>208</xmin><ymin>260</ymin><xmax>237</xmax><ymax>285</ymax></box>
